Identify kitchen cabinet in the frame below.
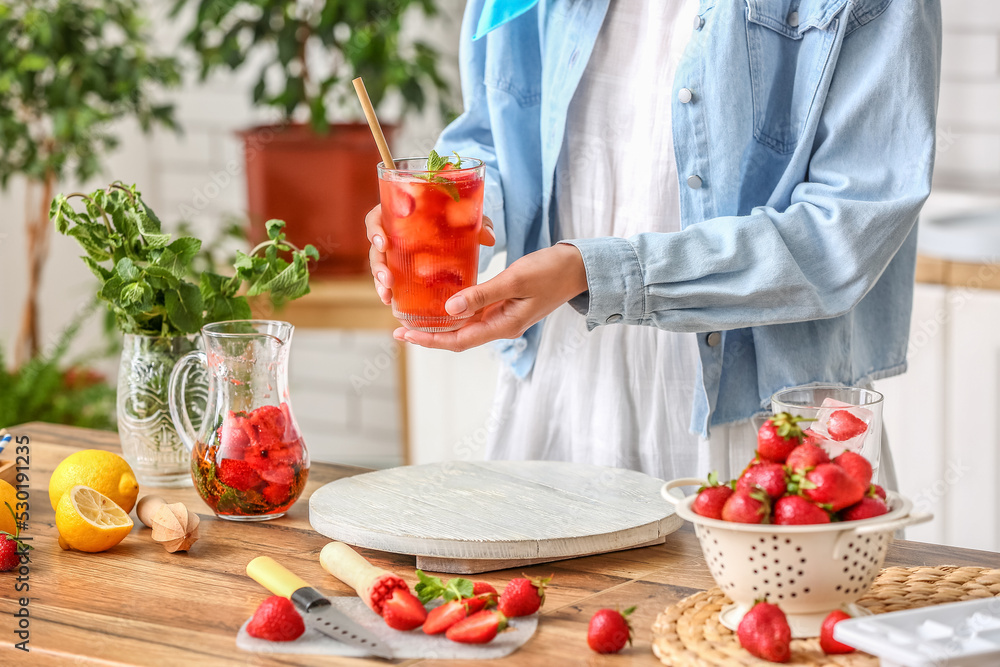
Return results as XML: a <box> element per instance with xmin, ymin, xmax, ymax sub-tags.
<box><xmin>878</xmin><ymin>271</ymin><xmax>1000</xmax><ymax>552</ymax></box>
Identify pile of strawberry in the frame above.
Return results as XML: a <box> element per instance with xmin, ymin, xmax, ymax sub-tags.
<box><xmin>738</xmin><ymin>600</ymin><xmax>858</xmax><ymax>662</ymax></box>
<box><xmin>245</xmin><ymin>571</ymin><xmax>549</xmax><ymax>644</ymax></box>
<box><xmin>198</xmin><ymin>404</ymin><xmax>308</xmax><ymax>512</ymax></box>
<box><xmin>693</xmin><ymin>412</ymin><xmax>888</xmax><ymax>525</ymax></box>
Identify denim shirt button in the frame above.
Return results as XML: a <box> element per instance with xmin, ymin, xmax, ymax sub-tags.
<box><xmin>706</xmin><ymin>332</ymin><xmax>722</xmax><ymax>347</ymax></box>
<box><xmin>693</xmin><ymin>14</ymin><xmax>705</xmax><ymax>30</ymax></box>
<box><xmin>787</xmin><ymin>11</ymin><xmax>800</xmax><ymax>28</ymax></box>
<box><xmin>606</xmin><ymin>314</ymin><xmax>623</xmax><ymax>324</ymax></box>
<box><xmin>687</xmin><ymin>174</ymin><xmax>703</xmax><ymax>189</ymax></box>
<box><xmin>678</xmin><ymin>88</ymin><xmax>694</xmax><ymax>104</ymax></box>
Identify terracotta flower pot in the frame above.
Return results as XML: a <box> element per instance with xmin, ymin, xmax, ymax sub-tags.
<box><xmin>240</xmin><ymin>123</ymin><xmax>394</xmax><ymax>276</ymax></box>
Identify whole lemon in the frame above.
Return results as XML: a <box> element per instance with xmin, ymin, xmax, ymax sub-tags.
<box><xmin>49</xmin><ymin>450</ymin><xmax>139</xmax><ymax>512</ymax></box>
<box><xmin>56</xmin><ymin>485</ymin><xmax>133</xmax><ymax>552</ymax></box>
<box><xmin>0</xmin><ymin>480</ymin><xmax>18</xmax><ymax>535</ymax></box>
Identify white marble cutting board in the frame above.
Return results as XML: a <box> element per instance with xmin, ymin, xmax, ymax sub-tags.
<box><xmin>309</xmin><ymin>460</ymin><xmax>681</xmax><ymax>573</ymax></box>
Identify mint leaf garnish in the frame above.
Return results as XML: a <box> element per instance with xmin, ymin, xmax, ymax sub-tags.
<box><xmin>416</xmin><ymin>150</ymin><xmax>463</xmax><ymax>201</ymax></box>
<box><xmin>427</xmin><ymin>149</ymin><xmax>448</xmax><ymax>172</ymax></box>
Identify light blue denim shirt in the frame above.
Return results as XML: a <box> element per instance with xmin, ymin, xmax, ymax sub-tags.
<box><xmin>436</xmin><ymin>0</ymin><xmax>941</xmax><ymax>436</ymax></box>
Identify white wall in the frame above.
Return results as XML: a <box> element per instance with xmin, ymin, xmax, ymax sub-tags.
<box><xmin>935</xmin><ymin>0</ymin><xmax>1000</xmax><ymax>192</ymax></box>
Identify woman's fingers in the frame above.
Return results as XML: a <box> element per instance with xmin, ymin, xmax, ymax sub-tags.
<box><xmin>478</xmin><ymin>215</ymin><xmax>496</xmax><ymax>247</ymax></box>
<box><xmin>365</xmin><ymin>204</ymin><xmax>386</xmax><ymax>247</ymax></box>
<box><xmin>443</xmin><ymin>272</ymin><xmax>514</xmax><ymax>317</ymax></box>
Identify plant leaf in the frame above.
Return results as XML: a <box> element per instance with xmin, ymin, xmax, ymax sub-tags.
<box><xmin>164</xmin><ymin>282</ymin><xmax>204</xmax><ymax>334</ymax></box>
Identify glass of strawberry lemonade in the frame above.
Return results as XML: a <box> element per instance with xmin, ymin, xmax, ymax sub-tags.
<box><xmin>378</xmin><ymin>152</ymin><xmax>485</xmax><ymax>332</ymax></box>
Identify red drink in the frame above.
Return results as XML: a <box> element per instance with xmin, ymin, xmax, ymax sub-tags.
<box><xmin>191</xmin><ymin>403</ymin><xmax>309</xmax><ymax>519</ymax></box>
<box><xmin>378</xmin><ymin>155</ymin><xmax>485</xmax><ymax>332</ymax></box>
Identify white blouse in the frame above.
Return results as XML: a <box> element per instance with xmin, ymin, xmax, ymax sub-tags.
<box><xmin>485</xmin><ymin>0</ymin><xmax>759</xmax><ymax>481</ymax></box>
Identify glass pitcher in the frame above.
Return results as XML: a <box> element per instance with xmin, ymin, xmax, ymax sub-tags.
<box><xmin>168</xmin><ymin>320</ymin><xmax>309</xmax><ymax>521</ymax></box>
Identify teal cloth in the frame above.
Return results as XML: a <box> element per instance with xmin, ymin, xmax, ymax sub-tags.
<box><xmin>473</xmin><ymin>0</ymin><xmax>539</xmax><ymax>39</ymax></box>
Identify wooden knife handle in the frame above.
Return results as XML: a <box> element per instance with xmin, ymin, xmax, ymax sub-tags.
<box><xmin>320</xmin><ymin>541</ymin><xmax>387</xmax><ymax>595</ymax></box>
<box><xmin>247</xmin><ymin>556</ymin><xmax>311</xmax><ymax>598</ymax></box>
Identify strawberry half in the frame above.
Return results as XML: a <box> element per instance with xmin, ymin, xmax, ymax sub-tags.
<box><xmin>446</xmin><ymin>610</ymin><xmax>507</xmax><ymax>644</ymax></box>
<box><xmin>423</xmin><ymin>599</ymin><xmax>469</xmax><ymax>635</ymax></box>
<box><xmin>246</xmin><ymin>596</ymin><xmax>305</xmax><ymax>642</ymax></box>
<box><xmin>381</xmin><ymin>588</ymin><xmax>427</xmax><ymax>631</ymax></box>
<box><xmin>827</xmin><ymin>410</ymin><xmax>867</xmax><ymax>441</ymax></box>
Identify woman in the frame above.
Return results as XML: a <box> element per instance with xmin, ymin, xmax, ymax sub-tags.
<box><xmin>366</xmin><ymin>0</ymin><xmax>941</xmax><ymax>484</ymax></box>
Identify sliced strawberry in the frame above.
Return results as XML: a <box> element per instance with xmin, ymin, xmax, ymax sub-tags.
<box><xmin>246</xmin><ymin>596</ymin><xmax>305</xmax><ymax>642</ymax></box>
<box><xmin>446</xmin><ymin>610</ymin><xmax>507</xmax><ymax>644</ymax></box>
<box><xmin>260</xmin><ymin>464</ymin><xmax>295</xmax><ymax>486</ymax></box>
<box><xmin>217</xmin><ymin>458</ymin><xmax>261</xmax><ymax>491</ymax></box>
<box><xmin>219</xmin><ymin>411</ymin><xmax>250</xmax><ymax>458</ymax></box>
<box><xmin>262</xmin><ymin>483</ymin><xmax>292</xmax><ymax>506</ymax></box>
<box><xmin>827</xmin><ymin>410</ymin><xmax>867</xmax><ymax>441</ymax></box>
<box><xmin>381</xmin><ymin>588</ymin><xmax>427</xmax><ymax>631</ymax></box>
<box><xmin>423</xmin><ymin>599</ymin><xmax>469</xmax><ymax>635</ymax></box>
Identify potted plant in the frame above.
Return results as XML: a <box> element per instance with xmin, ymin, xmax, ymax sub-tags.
<box><xmin>0</xmin><ymin>1</ymin><xmax>181</xmax><ymax>368</ymax></box>
<box><xmin>53</xmin><ymin>181</ymin><xmax>317</xmax><ymax>487</ymax></box>
<box><xmin>169</xmin><ymin>0</ymin><xmax>452</xmax><ymax>275</ymax></box>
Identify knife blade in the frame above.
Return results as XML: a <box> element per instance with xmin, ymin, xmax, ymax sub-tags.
<box><xmin>246</xmin><ymin>556</ymin><xmax>394</xmax><ymax>660</ymax></box>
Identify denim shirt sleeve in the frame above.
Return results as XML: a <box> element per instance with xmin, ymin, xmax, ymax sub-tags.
<box><xmin>564</xmin><ymin>0</ymin><xmax>939</xmax><ymax>333</ymax></box>
<box><xmin>435</xmin><ymin>0</ymin><xmax>507</xmax><ymax>272</ymax></box>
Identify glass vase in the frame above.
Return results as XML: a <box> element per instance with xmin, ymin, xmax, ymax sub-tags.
<box><xmin>117</xmin><ymin>334</ymin><xmax>207</xmax><ymax>487</ymax></box>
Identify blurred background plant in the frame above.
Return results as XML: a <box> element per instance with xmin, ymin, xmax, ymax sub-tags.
<box><xmin>0</xmin><ymin>0</ymin><xmax>179</xmax><ymax>429</ymax></box>
<box><xmin>170</xmin><ymin>0</ymin><xmax>453</xmax><ymax>133</ymax></box>
<box><xmin>0</xmin><ymin>301</ymin><xmax>117</xmax><ymax>431</ymax></box>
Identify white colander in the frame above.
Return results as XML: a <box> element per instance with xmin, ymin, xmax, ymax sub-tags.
<box><xmin>662</xmin><ymin>478</ymin><xmax>932</xmax><ymax>637</ymax></box>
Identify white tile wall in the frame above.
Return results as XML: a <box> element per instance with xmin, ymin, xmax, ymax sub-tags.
<box><xmin>935</xmin><ymin>0</ymin><xmax>1000</xmax><ymax>191</ymax></box>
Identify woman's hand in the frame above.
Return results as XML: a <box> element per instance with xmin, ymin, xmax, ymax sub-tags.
<box><xmin>393</xmin><ymin>243</ymin><xmax>589</xmax><ymax>352</ymax></box>
<box><xmin>365</xmin><ymin>204</ymin><xmax>496</xmax><ymax>305</ymax></box>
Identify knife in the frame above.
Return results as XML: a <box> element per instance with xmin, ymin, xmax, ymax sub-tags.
<box><xmin>246</xmin><ymin>556</ymin><xmax>395</xmax><ymax>660</ymax></box>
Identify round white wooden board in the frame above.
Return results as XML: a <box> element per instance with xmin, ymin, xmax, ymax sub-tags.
<box><xmin>309</xmin><ymin>460</ymin><xmax>681</xmax><ymax>573</ymax></box>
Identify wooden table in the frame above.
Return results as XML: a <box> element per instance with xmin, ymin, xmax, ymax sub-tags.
<box><xmin>4</xmin><ymin>422</ymin><xmax>1000</xmax><ymax>666</ymax></box>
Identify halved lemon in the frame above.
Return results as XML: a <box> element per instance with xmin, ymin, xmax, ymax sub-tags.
<box><xmin>56</xmin><ymin>485</ymin><xmax>133</xmax><ymax>553</ymax></box>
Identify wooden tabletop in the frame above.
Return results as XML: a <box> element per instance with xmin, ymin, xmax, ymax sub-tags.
<box><xmin>3</xmin><ymin>422</ymin><xmax>1000</xmax><ymax>666</ymax></box>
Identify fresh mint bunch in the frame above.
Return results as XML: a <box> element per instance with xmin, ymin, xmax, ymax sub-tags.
<box><xmin>52</xmin><ymin>182</ymin><xmax>318</xmax><ymax>337</ymax></box>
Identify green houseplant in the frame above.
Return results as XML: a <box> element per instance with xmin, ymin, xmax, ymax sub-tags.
<box><xmin>54</xmin><ymin>181</ymin><xmax>317</xmax><ymax>486</ymax></box>
<box><xmin>0</xmin><ymin>1</ymin><xmax>180</xmax><ymax>367</ymax></box>
<box><xmin>169</xmin><ymin>0</ymin><xmax>452</xmax><ymax>275</ymax></box>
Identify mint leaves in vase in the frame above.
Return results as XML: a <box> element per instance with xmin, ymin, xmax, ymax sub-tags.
<box><xmin>53</xmin><ymin>181</ymin><xmax>317</xmax><ymax>487</ymax></box>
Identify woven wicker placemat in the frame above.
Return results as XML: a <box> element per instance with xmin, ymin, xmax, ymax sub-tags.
<box><xmin>651</xmin><ymin>566</ymin><xmax>1000</xmax><ymax>666</ymax></box>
